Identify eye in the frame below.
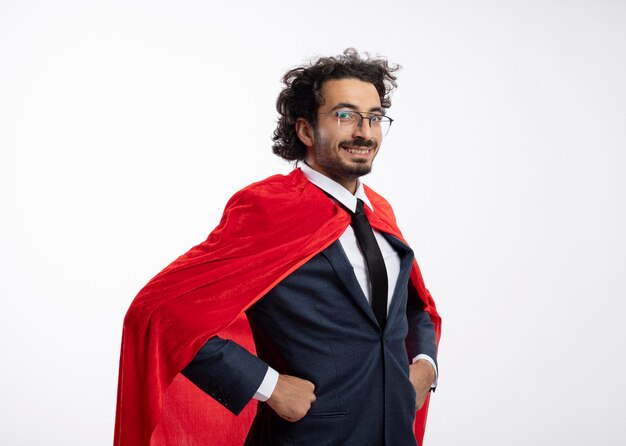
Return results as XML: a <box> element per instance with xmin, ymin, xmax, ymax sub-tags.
<box><xmin>336</xmin><ymin>111</ymin><xmax>354</xmax><ymax>120</ymax></box>
<box><xmin>370</xmin><ymin>114</ymin><xmax>385</xmax><ymax>123</ymax></box>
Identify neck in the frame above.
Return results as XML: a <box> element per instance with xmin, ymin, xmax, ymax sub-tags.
<box><xmin>302</xmin><ymin>160</ymin><xmax>359</xmax><ymax>194</ymax></box>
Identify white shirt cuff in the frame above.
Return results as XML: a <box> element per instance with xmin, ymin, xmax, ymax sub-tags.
<box><xmin>253</xmin><ymin>366</ymin><xmax>279</xmax><ymax>401</ymax></box>
<box><xmin>412</xmin><ymin>354</ymin><xmax>438</xmax><ymax>388</ymax></box>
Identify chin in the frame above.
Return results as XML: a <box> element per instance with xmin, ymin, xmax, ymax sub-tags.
<box><xmin>344</xmin><ymin>163</ymin><xmax>372</xmax><ymax>178</ymax></box>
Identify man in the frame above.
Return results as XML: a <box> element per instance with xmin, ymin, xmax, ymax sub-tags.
<box><xmin>114</xmin><ymin>49</ymin><xmax>441</xmax><ymax>446</ymax></box>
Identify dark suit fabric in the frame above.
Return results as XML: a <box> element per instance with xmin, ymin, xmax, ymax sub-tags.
<box><xmin>182</xmin><ymin>234</ymin><xmax>437</xmax><ymax>446</ymax></box>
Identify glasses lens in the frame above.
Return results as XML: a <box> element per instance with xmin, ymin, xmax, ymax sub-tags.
<box><xmin>375</xmin><ymin>117</ymin><xmax>392</xmax><ymax>136</ymax></box>
<box><xmin>336</xmin><ymin>111</ymin><xmax>356</xmax><ymax>130</ymax></box>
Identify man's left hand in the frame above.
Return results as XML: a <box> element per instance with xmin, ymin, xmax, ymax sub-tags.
<box><xmin>409</xmin><ymin>359</ymin><xmax>435</xmax><ymax>411</ymax></box>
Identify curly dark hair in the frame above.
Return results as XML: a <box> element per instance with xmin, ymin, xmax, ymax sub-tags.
<box><xmin>271</xmin><ymin>48</ymin><xmax>400</xmax><ymax>161</ymax></box>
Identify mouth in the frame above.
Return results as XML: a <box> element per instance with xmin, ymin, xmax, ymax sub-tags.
<box><xmin>340</xmin><ymin>144</ymin><xmax>375</xmax><ymax>157</ymax></box>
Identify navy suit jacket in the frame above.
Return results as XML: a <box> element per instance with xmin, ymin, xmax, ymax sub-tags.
<box><xmin>182</xmin><ymin>234</ymin><xmax>437</xmax><ymax>446</ymax></box>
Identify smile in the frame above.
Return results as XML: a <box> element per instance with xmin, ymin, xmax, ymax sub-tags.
<box><xmin>341</xmin><ymin>145</ymin><xmax>373</xmax><ymax>155</ymax></box>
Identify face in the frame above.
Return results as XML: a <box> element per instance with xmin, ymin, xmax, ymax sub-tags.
<box><xmin>298</xmin><ymin>78</ymin><xmax>385</xmax><ymax>192</ymax></box>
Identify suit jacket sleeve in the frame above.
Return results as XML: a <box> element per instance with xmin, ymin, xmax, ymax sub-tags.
<box><xmin>181</xmin><ymin>336</ymin><xmax>269</xmax><ymax>415</ymax></box>
<box><xmin>405</xmin><ymin>286</ymin><xmax>438</xmax><ymax>372</ymax></box>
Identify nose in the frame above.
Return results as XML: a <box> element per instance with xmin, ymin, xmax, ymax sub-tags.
<box><xmin>353</xmin><ymin>116</ymin><xmax>375</xmax><ymax>139</ymax></box>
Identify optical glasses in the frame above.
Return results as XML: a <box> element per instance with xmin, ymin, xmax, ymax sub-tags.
<box><xmin>319</xmin><ymin>110</ymin><xmax>394</xmax><ymax>136</ymax></box>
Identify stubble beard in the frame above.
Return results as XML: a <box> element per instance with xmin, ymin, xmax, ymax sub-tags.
<box><xmin>313</xmin><ymin>133</ymin><xmax>378</xmax><ymax>182</ymax></box>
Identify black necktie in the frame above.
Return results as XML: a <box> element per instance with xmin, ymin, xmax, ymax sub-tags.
<box><xmin>350</xmin><ymin>199</ymin><xmax>388</xmax><ymax>330</ymax></box>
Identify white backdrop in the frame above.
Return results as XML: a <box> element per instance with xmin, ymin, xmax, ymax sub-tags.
<box><xmin>1</xmin><ymin>1</ymin><xmax>625</xmax><ymax>445</ymax></box>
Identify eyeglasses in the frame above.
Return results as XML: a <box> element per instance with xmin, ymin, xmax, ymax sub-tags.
<box><xmin>319</xmin><ymin>110</ymin><xmax>394</xmax><ymax>136</ymax></box>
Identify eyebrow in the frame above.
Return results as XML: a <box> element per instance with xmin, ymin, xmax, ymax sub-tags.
<box><xmin>330</xmin><ymin>102</ymin><xmax>385</xmax><ymax>114</ymax></box>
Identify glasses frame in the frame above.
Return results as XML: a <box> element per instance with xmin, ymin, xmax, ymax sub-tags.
<box><xmin>318</xmin><ymin>110</ymin><xmax>394</xmax><ymax>136</ymax></box>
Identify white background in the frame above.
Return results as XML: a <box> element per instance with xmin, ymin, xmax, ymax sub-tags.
<box><xmin>1</xmin><ymin>1</ymin><xmax>625</xmax><ymax>445</ymax></box>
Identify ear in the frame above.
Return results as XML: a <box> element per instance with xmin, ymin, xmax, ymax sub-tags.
<box><xmin>295</xmin><ymin>118</ymin><xmax>315</xmax><ymax>148</ymax></box>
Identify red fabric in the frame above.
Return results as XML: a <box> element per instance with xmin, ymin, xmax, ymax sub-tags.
<box><xmin>114</xmin><ymin>168</ymin><xmax>441</xmax><ymax>446</ymax></box>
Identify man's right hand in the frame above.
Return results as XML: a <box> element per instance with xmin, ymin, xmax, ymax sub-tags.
<box><xmin>266</xmin><ymin>374</ymin><xmax>316</xmax><ymax>422</ymax></box>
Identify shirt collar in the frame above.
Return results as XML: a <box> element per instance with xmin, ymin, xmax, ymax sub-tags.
<box><xmin>299</xmin><ymin>162</ymin><xmax>374</xmax><ymax>213</ymax></box>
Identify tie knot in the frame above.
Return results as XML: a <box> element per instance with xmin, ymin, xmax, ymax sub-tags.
<box><xmin>355</xmin><ymin>199</ymin><xmax>365</xmax><ymax>215</ymax></box>
<box><xmin>350</xmin><ymin>199</ymin><xmax>369</xmax><ymax>228</ymax></box>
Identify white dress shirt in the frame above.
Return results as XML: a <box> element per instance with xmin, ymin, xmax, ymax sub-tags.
<box><xmin>254</xmin><ymin>164</ymin><xmax>437</xmax><ymax>401</ymax></box>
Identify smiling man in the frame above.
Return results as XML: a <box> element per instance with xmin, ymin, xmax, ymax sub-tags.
<box><xmin>297</xmin><ymin>78</ymin><xmax>385</xmax><ymax>192</ymax></box>
<box><xmin>115</xmin><ymin>49</ymin><xmax>441</xmax><ymax>446</ymax></box>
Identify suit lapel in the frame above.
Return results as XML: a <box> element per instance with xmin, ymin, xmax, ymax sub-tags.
<box><xmin>382</xmin><ymin>235</ymin><xmax>415</xmax><ymax>331</ymax></box>
<box><xmin>321</xmin><ymin>241</ymin><xmax>380</xmax><ymax>327</ymax></box>
<box><xmin>321</xmin><ymin>236</ymin><xmax>415</xmax><ymax>331</ymax></box>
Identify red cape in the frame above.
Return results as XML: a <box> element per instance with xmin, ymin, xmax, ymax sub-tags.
<box><xmin>114</xmin><ymin>168</ymin><xmax>441</xmax><ymax>446</ymax></box>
